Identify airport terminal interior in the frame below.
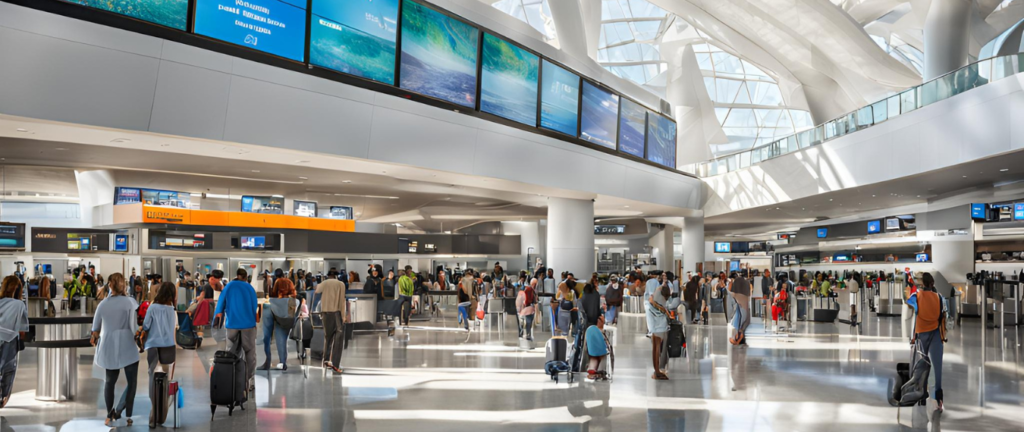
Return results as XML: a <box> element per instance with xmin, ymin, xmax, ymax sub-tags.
<box><xmin>1</xmin><ymin>0</ymin><xmax>1024</xmax><ymax>430</ymax></box>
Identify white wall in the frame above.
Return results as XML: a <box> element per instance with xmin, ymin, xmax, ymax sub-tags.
<box><xmin>0</xmin><ymin>3</ymin><xmax>702</xmax><ymax>212</ymax></box>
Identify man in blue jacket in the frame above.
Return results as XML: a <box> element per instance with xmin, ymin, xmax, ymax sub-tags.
<box><xmin>214</xmin><ymin>268</ymin><xmax>258</xmax><ymax>388</ymax></box>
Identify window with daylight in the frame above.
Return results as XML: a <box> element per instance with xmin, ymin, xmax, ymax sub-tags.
<box><xmin>489</xmin><ymin>0</ymin><xmax>559</xmax><ymax>46</ymax></box>
<box><xmin>597</xmin><ymin>0</ymin><xmax>676</xmax><ymax>88</ymax></box>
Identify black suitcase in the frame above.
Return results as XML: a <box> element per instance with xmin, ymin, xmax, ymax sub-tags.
<box><xmin>152</xmin><ymin>371</ymin><xmax>170</xmax><ymax>425</ymax></box>
<box><xmin>210</xmin><ymin>348</ymin><xmax>247</xmax><ymax>418</ymax></box>
<box><xmin>667</xmin><ymin>321</ymin><xmax>685</xmax><ymax>358</ymax></box>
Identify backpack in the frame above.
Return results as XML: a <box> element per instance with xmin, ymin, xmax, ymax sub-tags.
<box><xmin>523</xmin><ymin>287</ymin><xmax>535</xmax><ymax>307</ymax></box>
<box><xmin>137</xmin><ymin>301</ymin><xmax>150</xmax><ymax>326</ymax></box>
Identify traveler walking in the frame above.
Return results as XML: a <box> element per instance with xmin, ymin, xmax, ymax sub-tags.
<box><xmin>848</xmin><ymin>272</ymin><xmax>861</xmax><ymax>326</ymax></box>
<box><xmin>458</xmin><ymin>270</ymin><xmax>478</xmax><ymax>330</ymax></box>
<box><xmin>729</xmin><ymin>272</ymin><xmax>751</xmax><ymax>345</ymax></box>
<box><xmin>0</xmin><ymin>276</ymin><xmax>29</xmax><ymax>409</ymax></box>
<box><xmin>213</xmin><ymin>268</ymin><xmax>258</xmax><ymax>389</ymax></box>
<box><xmin>555</xmin><ymin>275</ymin><xmax>578</xmax><ymax>336</ymax></box>
<box><xmin>398</xmin><ymin>268</ymin><xmax>415</xmax><ymax>326</ymax></box>
<box><xmin>684</xmin><ymin>276</ymin><xmax>700</xmax><ymax>324</ymax></box>
<box><xmin>140</xmin><ymin>282</ymin><xmax>177</xmax><ymax>428</ymax></box>
<box><xmin>261</xmin><ymin>275</ymin><xmax>296</xmax><ymax>371</ymax></box>
<box><xmin>383</xmin><ymin>270</ymin><xmax>396</xmax><ymax>300</ymax></box>
<box><xmin>315</xmin><ymin>270</ymin><xmax>346</xmax><ymax>374</ymax></box>
<box><xmin>647</xmin><ymin>281</ymin><xmax>670</xmax><ymax>380</ymax></box>
<box><xmin>364</xmin><ymin>268</ymin><xmax>384</xmax><ymax>301</ymax></box>
<box><xmin>516</xmin><ymin>278</ymin><xmax>537</xmax><ymax>340</ymax></box>
<box><xmin>580</xmin><ymin>283</ymin><xmax>602</xmax><ymax>327</ymax></box>
<box><xmin>761</xmin><ymin>270</ymin><xmax>774</xmax><ymax>323</ymax></box>
<box><xmin>912</xmin><ymin>273</ymin><xmax>948</xmax><ymax>413</ymax></box>
<box><xmin>90</xmin><ymin>273</ymin><xmax>140</xmax><ymax>426</ymax></box>
<box><xmin>603</xmin><ymin>275</ymin><xmax>623</xmax><ymax>325</ymax></box>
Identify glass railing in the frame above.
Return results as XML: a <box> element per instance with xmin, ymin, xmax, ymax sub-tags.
<box><xmin>681</xmin><ymin>53</ymin><xmax>1024</xmax><ymax>177</ymax></box>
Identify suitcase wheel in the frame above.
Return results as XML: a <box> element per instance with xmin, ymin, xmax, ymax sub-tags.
<box><xmin>210</xmin><ymin>405</ymin><xmax>216</xmax><ymax>419</ymax></box>
<box><xmin>228</xmin><ymin>406</ymin><xmax>234</xmax><ymax>416</ymax></box>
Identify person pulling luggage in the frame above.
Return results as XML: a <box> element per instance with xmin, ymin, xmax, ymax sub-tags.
<box><xmin>316</xmin><ymin>270</ymin><xmax>346</xmax><ymax>374</ymax></box>
<box><xmin>213</xmin><ymin>268</ymin><xmax>258</xmax><ymax>391</ymax></box>
<box><xmin>911</xmin><ymin>273</ymin><xmax>948</xmax><ymax>413</ymax></box>
<box><xmin>140</xmin><ymin>282</ymin><xmax>177</xmax><ymax>428</ymax></box>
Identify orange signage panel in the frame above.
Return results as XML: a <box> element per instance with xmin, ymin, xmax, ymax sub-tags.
<box><xmin>140</xmin><ymin>205</ymin><xmax>354</xmax><ymax>232</ymax></box>
<box><xmin>142</xmin><ymin>206</ymin><xmax>190</xmax><ymax>224</ymax></box>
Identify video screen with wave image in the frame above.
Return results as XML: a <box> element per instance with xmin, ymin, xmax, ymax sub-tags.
<box><xmin>480</xmin><ymin>33</ymin><xmax>539</xmax><ymax>126</ymax></box>
<box><xmin>194</xmin><ymin>0</ymin><xmax>308</xmax><ymax>62</ymax></box>
<box><xmin>61</xmin><ymin>0</ymin><xmax>188</xmax><ymax>30</ymax></box>
<box><xmin>399</xmin><ymin>0</ymin><xmax>479</xmax><ymax>108</ymax></box>
<box><xmin>646</xmin><ymin>112</ymin><xmax>676</xmax><ymax>167</ymax></box>
<box><xmin>579</xmin><ymin>81</ymin><xmax>618</xmax><ymax>149</ymax></box>
<box><xmin>310</xmin><ymin>0</ymin><xmax>399</xmax><ymax>85</ymax></box>
<box><xmin>540</xmin><ymin>60</ymin><xmax>580</xmax><ymax>136</ymax></box>
<box><xmin>618</xmin><ymin>98</ymin><xmax>646</xmax><ymax>158</ymax></box>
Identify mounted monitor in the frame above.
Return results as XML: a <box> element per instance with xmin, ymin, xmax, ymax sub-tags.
<box><xmin>539</xmin><ymin>60</ymin><xmax>580</xmax><ymax>137</ymax></box>
<box><xmin>816</xmin><ymin>228</ymin><xmax>828</xmax><ymax>238</ymax></box>
<box><xmin>970</xmin><ymin>203</ymin><xmax>989</xmax><ymax>221</ymax></box>
<box><xmin>916</xmin><ymin>253</ymin><xmax>929</xmax><ymax>262</ymax></box>
<box><xmin>60</xmin><ymin>0</ymin><xmax>187</xmax><ymax>30</ymax></box>
<box><xmin>241</xmin><ymin>195</ymin><xmax>284</xmax><ymax>214</ymax></box>
<box><xmin>399</xmin><ymin>0</ymin><xmax>479</xmax><ymax>108</ymax></box>
<box><xmin>193</xmin><ymin>0</ymin><xmax>308</xmax><ymax>62</ymax></box>
<box><xmin>309</xmin><ymin>0</ymin><xmax>399</xmax><ymax>85</ymax></box>
<box><xmin>867</xmin><ymin>220</ymin><xmax>881</xmax><ymax>234</ymax></box>
<box><xmin>113</xmin><ymin>234</ymin><xmax>128</xmax><ymax>252</ymax></box>
<box><xmin>0</xmin><ymin>223</ymin><xmax>26</xmax><ymax>250</ymax></box>
<box><xmin>329</xmin><ymin>206</ymin><xmax>353</xmax><ymax>219</ymax></box>
<box><xmin>241</xmin><ymin>236</ymin><xmax>266</xmax><ymax>250</ymax></box>
<box><xmin>714</xmin><ymin>242</ymin><xmax>731</xmax><ymax>253</ymax></box>
<box><xmin>594</xmin><ymin>225</ymin><xmax>626</xmax><ymax>235</ymax></box>
<box><xmin>293</xmin><ymin>200</ymin><xmax>318</xmax><ymax>218</ymax></box>
<box><xmin>480</xmin><ymin>33</ymin><xmax>539</xmax><ymax>126</ymax></box>
<box><xmin>618</xmin><ymin>98</ymin><xmax>646</xmax><ymax>158</ymax></box>
<box><xmin>579</xmin><ymin>81</ymin><xmax>618</xmax><ymax>149</ymax></box>
<box><xmin>646</xmin><ymin>111</ymin><xmax>676</xmax><ymax>167</ymax></box>
<box><xmin>885</xmin><ymin>218</ymin><xmax>900</xmax><ymax>231</ymax></box>
<box><xmin>1015</xmin><ymin>203</ymin><xmax>1024</xmax><ymax>220</ymax></box>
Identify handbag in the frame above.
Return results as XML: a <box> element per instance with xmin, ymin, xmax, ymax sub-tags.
<box><xmin>272</xmin><ymin>298</ymin><xmax>298</xmax><ymax>330</ymax></box>
<box><xmin>559</xmin><ymin>299</ymin><xmax>574</xmax><ymax>311</ymax></box>
<box><xmin>135</xmin><ymin>329</ymin><xmax>147</xmax><ymax>353</ymax></box>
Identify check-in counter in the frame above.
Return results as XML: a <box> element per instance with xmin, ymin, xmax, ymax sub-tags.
<box><xmin>26</xmin><ymin>306</ymin><xmax>93</xmax><ymax>402</ymax></box>
<box><xmin>347</xmin><ymin>294</ymin><xmax>378</xmax><ymax>329</ymax></box>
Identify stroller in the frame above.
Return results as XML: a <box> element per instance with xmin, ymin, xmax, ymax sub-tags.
<box><xmin>547</xmin><ymin>309</ymin><xmax>614</xmax><ymax>383</ymax></box>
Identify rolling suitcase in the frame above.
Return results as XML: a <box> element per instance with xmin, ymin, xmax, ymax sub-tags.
<box><xmin>545</xmin><ymin>337</ymin><xmax>567</xmax><ymax>363</ymax></box>
<box><xmin>667</xmin><ymin>320</ymin><xmax>685</xmax><ymax>358</ymax></box>
<box><xmin>210</xmin><ymin>337</ymin><xmax>247</xmax><ymax>418</ymax></box>
<box><xmin>151</xmin><ymin>364</ymin><xmax>172</xmax><ymax>426</ymax></box>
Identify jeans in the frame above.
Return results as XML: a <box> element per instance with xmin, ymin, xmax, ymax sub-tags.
<box><xmin>0</xmin><ymin>338</ymin><xmax>18</xmax><ymax>401</ymax></box>
<box><xmin>457</xmin><ymin>302</ymin><xmax>471</xmax><ymax>329</ymax></box>
<box><xmin>262</xmin><ymin>311</ymin><xmax>289</xmax><ymax>365</ymax></box>
<box><xmin>518</xmin><ymin>314</ymin><xmax>534</xmax><ymax>339</ymax></box>
<box><xmin>322</xmin><ymin>311</ymin><xmax>344</xmax><ymax>367</ymax></box>
<box><xmin>605</xmin><ymin>305</ymin><xmax>618</xmax><ymax>324</ymax></box>
<box><xmin>685</xmin><ymin>301</ymin><xmax>698</xmax><ymax>323</ymax></box>
<box><xmin>917</xmin><ymin>329</ymin><xmax>944</xmax><ymax>399</ymax></box>
<box><xmin>104</xmin><ymin>361</ymin><xmax>140</xmax><ymax>418</ymax></box>
<box><xmin>398</xmin><ymin>295</ymin><xmax>412</xmax><ymax>325</ymax></box>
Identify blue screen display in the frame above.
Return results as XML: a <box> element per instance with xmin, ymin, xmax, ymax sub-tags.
<box><xmin>817</xmin><ymin>228</ymin><xmax>828</xmax><ymax>238</ymax></box>
<box><xmin>399</xmin><ymin>0</ymin><xmax>479</xmax><ymax>108</ymax></box>
<box><xmin>480</xmin><ymin>34</ymin><xmax>539</xmax><ymax>126</ymax></box>
<box><xmin>916</xmin><ymin>253</ymin><xmax>929</xmax><ymax>262</ymax></box>
<box><xmin>1015</xmin><ymin>203</ymin><xmax>1024</xmax><ymax>220</ymax></box>
<box><xmin>618</xmin><ymin>99</ymin><xmax>646</xmax><ymax>157</ymax></box>
<box><xmin>646</xmin><ymin>112</ymin><xmax>676</xmax><ymax>166</ymax></box>
<box><xmin>114</xmin><ymin>235</ymin><xmax>128</xmax><ymax>252</ymax></box>
<box><xmin>579</xmin><ymin>81</ymin><xmax>618</xmax><ymax>149</ymax></box>
<box><xmin>867</xmin><ymin>220</ymin><xmax>881</xmax><ymax>234</ymax></box>
<box><xmin>63</xmin><ymin>0</ymin><xmax>188</xmax><ymax>30</ymax></box>
<box><xmin>971</xmin><ymin>203</ymin><xmax>987</xmax><ymax>220</ymax></box>
<box><xmin>540</xmin><ymin>60</ymin><xmax>580</xmax><ymax>136</ymax></box>
<box><xmin>310</xmin><ymin>0</ymin><xmax>399</xmax><ymax>85</ymax></box>
<box><xmin>194</xmin><ymin>0</ymin><xmax>308</xmax><ymax>62</ymax></box>
<box><xmin>241</xmin><ymin>236</ymin><xmax>265</xmax><ymax>249</ymax></box>
<box><xmin>714</xmin><ymin>242</ymin><xmax>730</xmax><ymax>253</ymax></box>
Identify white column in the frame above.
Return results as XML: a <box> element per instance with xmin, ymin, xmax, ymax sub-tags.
<box><xmin>547</xmin><ymin>0</ymin><xmax>592</xmax><ymax>61</ymax></box>
<box><xmin>648</xmin><ymin>226</ymin><xmax>675</xmax><ymax>271</ymax></box>
<box><xmin>546</xmin><ymin>197</ymin><xmax>594</xmax><ymax>277</ymax></box>
<box><xmin>924</xmin><ymin>0</ymin><xmax>972</xmax><ymax>81</ymax></box>
<box><xmin>74</xmin><ymin>169</ymin><xmax>115</xmax><ymax>227</ymax></box>
<box><xmin>681</xmin><ymin>216</ymin><xmax>704</xmax><ymax>274</ymax></box>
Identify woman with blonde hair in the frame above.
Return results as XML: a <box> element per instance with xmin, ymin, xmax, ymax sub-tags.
<box><xmin>90</xmin><ymin>273</ymin><xmax>140</xmax><ymax>426</ymax></box>
<box><xmin>0</xmin><ymin>276</ymin><xmax>29</xmax><ymax>408</ymax></box>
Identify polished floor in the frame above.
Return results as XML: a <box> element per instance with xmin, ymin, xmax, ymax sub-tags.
<box><xmin>1</xmin><ymin>304</ymin><xmax>1023</xmax><ymax>432</ymax></box>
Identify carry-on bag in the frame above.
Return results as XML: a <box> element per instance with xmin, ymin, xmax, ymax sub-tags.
<box><xmin>667</xmin><ymin>320</ymin><xmax>685</xmax><ymax>358</ymax></box>
<box><xmin>210</xmin><ymin>335</ymin><xmax>247</xmax><ymax>418</ymax></box>
<box><xmin>151</xmin><ymin>364</ymin><xmax>173</xmax><ymax>426</ymax></box>
<box><xmin>545</xmin><ymin>337</ymin><xmax>567</xmax><ymax>363</ymax></box>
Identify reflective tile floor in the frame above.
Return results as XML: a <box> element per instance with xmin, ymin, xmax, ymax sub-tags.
<box><xmin>1</xmin><ymin>306</ymin><xmax>1023</xmax><ymax>431</ymax></box>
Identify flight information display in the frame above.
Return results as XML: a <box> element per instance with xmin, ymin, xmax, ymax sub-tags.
<box><xmin>579</xmin><ymin>81</ymin><xmax>618</xmax><ymax>149</ymax></box>
<box><xmin>310</xmin><ymin>0</ymin><xmax>399</xmax><ymax>85</ymax></box>
<box><xmin>62</xmin><ymin>0</ymin><xmax>188</xmax><ymax>30</ymax></box>
<box><xmin>646</xmin><ymin>112</ymin><xmax>676</xmax><ymax>167</ymax></box>
<box><xmin>399</xmin><ymin>0</ymin><xmax>479</xmax><ymax>108</ymax></box>
<box><xmin>480</xmin><ymin>34</ymin><xmax>539</xmax><ymax>126</ymax></box>
<box><xmin>194</xmin><ymin>0</ymin><xmax>308</xmax><ymax>62</ymax></box>
<box><xmin>618</xmin><ymin>99</ymin><xmax>646</xmax><ymax>158</ymax></box>
<box><xmin>540</xmin><ymin>60</ymin><xmax>580</xmax><ymax>136</ymax></box>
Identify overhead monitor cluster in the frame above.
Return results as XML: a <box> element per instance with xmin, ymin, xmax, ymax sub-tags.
<box><xmin>45</xmin><ymin>0</ymin><xmax>678</xmax><ymax>169</ymax></box>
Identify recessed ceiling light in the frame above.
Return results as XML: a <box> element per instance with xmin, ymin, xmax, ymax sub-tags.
<box><xmin>1001</xmin><ymin>168</ymin><xmax>1009</xmax><ymax>172</ymax></box>
<box><xmin>298</xmin><ymin>177</ymin><xmax>308</xmax><ymax>180</ymax></box>
<box><xmin>252</xmin><ymin>170</ymin><xmax>260</xmax><ymax>173</ymax></box>
<box><xmin>55</xmin><ymin>148</ymin><xmax>67</xmax><ymax>151</ymax></box>
<box><xmin>829</xmin><ymin>199</ymin><xmax>833</xmax><ymax>201</ymax></box>
<box><xmin>623</xmin><ymin>205</ymin><xmax>630</xmax><ymax>208</ymax></box>
<box><xmin>15</xmin><ymin>128</ymin><xmax>28</xmax><ymax>133</ymax></box>
<box><xmin>110</xmin><ymin>138</ymin><xmax>131</xmax><ymax>143</ymax></box>
<box><xmin>872</xmin><ymin>195</ymin><xmax>876</xmax><ymax>197</ymax></box>
<box><xmin>775</xmin><ymin>207</ymin><xmax>780</xmax><ymax>210</ymax></box>
<box><xmin>342</xmin><ymin>180</ymin><xmax>352</xmax><ymax>184</ymax></box>
<box><xmin>962</xmin><ymin>175</ymin><xmax>967</xmax><ymax>178</ymax></box>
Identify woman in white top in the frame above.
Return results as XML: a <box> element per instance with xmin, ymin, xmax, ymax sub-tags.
<box><xmin>90</xmin><ymin>273</ymin><xmax>141</xmax><ymax>426</ymax></box>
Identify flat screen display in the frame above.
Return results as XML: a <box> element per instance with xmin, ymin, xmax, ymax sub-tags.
<box><xmin>916</xmin><ymin>253</ymin><xmax>929</xmax><ymax>262</ymax></box>
<box><xmin>480</xmin><ymin>34</ymin><xmax>539</xmax><ymax>126</ymax></box>
<box><xmin>816</xmin><ymin>228</ymin><xmax>828</xmax><ymax>238</ymax></box>
<box><xmin>618</xmin><ymin>99</ymin><xmax>646</xmax><ymax>158</ymax></box>
<box><xmin>885</xmin><ymin>218</ymin><xmax>900</xmax><ymax>231</ymax></box>
<box><xmin>310</xmin><ymin>0</ymin><xmax>399</xmax><ymax>85</ymax></box>
<box><xmin>241</xmin><ymin>196</ymin><xmax>284</xmax><ymax>214</ymax></box>
<box><xmin>540</xmin><ymin>60</ymin><xmax>580</xmax><ymax>136</ymax></box>
<box><xmin>646</xmin><ymin>112</ymin><xmax>676</xmax><ymax>167</ymax></box>
<box><xmin>330</xmin><ymin>206</ymin><xmax>353</xmax><ymax>219</ymax></box>
<box><xmin>61</xmin><ymin>0</ymin><xmax>188</xmax><ymax>30</ymax></box>
<box><xmin>579</xmin><ymin>81</ymin><xmax>618</xmax><ymax>149</ymax></box>
<box><xmin>114</xmin><ymin>234</ymin><xmax>128</xmax><ymax>252</ymax></box>
<box><xmin>714</xmin><ymin>242</ymin><xmax>730</xmax><ymax>253</ymax></box>
<box><xmin>971</xmin><ymin>203</ymin><xmax>987</xmax><ymax>220</ymax></box>
<box><xmin>399</xmin><ymin>0</ymin><xmax>479</xmax><ymax>108</ymax></box>
<box><xmin>68</xmin><ymin>240</ymin><xmax>80</xmax><ymax>250</ymax></box>
<box><xmin>834</xmin><ymin>254</ymin><xmax>851</xmax><ymax>262</ymax></box>
<box><xmin>116</xmin><ymin>187</ymin><xmax>190</xmax><ymax>208</ymax></box>
<box><xmin>1015</xmin><ymin>203</ymin><xmax>1024</xmax><ymax>220</ymax></box>
<box><xmin>114</xmin><ymin>187</ymin><xmax>142</xmax><ymax>205</ymax></box>
<box><xmin>294</xmin><ymin>200</ymin><xmax>318</xmax><ymax>217</ymax></box>
<box><xmin>594</xmin><ymin>225</ymin><xmax>626</xmax><ymax>234</ymax></box>
<box><xmin>0</xmin><ymin>223</ymin><xmax>26</xmax><ymax>250</ymax></box>
<box><xmin>867</xmin><ymin>220</ymin><xmax>881</xmax><ymax>234</ymax></box>
<box><xmin>241</xmin><ymin>236</ymin><xmax>266</xmax><ymax>250</ymax></box>
<box><xmin>194</xmin><ymin>0</ymin><xmax>308</xmax><ymax>62</ymax></box>
<box><xmin>776</xmin><ymin>233</ymin><xmax>791</xmax><ymax>240</ymax></box>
